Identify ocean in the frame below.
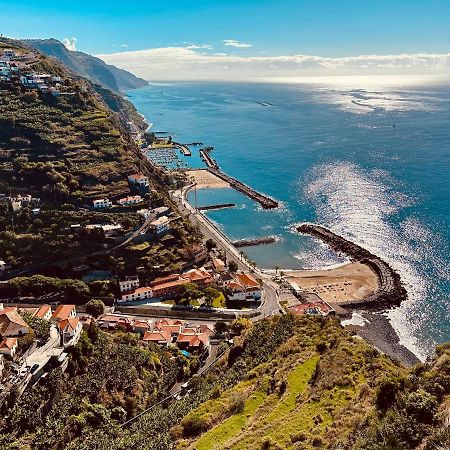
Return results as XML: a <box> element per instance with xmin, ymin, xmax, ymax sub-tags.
<box><xmin>127</xmin><ymin>77</ymin><xmax>450</xmax><ymax>360</ymax></box>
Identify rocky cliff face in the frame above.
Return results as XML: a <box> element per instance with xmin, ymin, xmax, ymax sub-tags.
<box><xmin>24</xmin><ymin>38</ymin><xmax>148</xmax><ymax>93</ymax></box>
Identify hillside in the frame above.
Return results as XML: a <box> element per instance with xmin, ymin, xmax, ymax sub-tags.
<box><xmin>24</xmin><ymin>38</ymin><xmax>148</xmax><ymax>93</ymax></box>
<box><xmin>1</xmin><ymin>315</ymin><xmax>448</xmax><ymax>449</ymax></box>
<box><xmin>0</xmin><ymin>37</ymin><xmax>200</xmax><ymax>285</ymax></box>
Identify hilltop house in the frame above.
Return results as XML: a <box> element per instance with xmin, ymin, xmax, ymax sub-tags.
<box><xmin>117</xmin><ymin>195</ymin><xmax>143</xmax><ymax>206</ymax></box>
<box><xmin>119</xmin><ymin>276</ymin><xmax>140</xmax><ymax>293</ymax></box>
<box><xmin>93</xmin><ymin>198</ymin><xmax>112</xmax><ymax>209</ymax></box>
<box><xmin>119</xmin><ymin>286</ymin><xmax>153</xmax><ymax>303</ymax></box>
<box><xmin>148</xmin><ymin>216</ymin><xmax>170</xmax><ymax>235</ymax></box>
<box><xmin>180</xmin><ymin>244</ymin><xmax>208</xmax><ymax>265</ymax></box>
<box><xmin>128</xmin><ymin>173</ymin><xmax>149</xmax><ymax>188</ymax></box>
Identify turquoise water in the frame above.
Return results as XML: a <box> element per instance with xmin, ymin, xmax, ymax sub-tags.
<box><xmin>127</xmin><ymin>79</ymin><xmax>450</xmax><ymax>359</ymax></box>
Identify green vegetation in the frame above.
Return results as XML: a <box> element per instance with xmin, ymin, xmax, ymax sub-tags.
<box><xmin>85</xmin><ymin>299</ymin><xmax>105</xmax><ymax>318</ymax></box>
<box><xmin>1</xmin><ymin>314</ymin><xmax>450</xmax><ymax>449</ymax></box>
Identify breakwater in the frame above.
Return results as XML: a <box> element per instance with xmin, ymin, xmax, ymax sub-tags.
<box><xmin>297</xmin><ymin>223</ymin><xmax>408</xmax><ymax>308</ymax></box>
<box><xmin>232</xmin><ymin>236</ymin><xmax>277</xmax><ymax>248</ymax></box>
<box><xmin>208</xmin><ymin>168</ymin><xmax>278</xmax><ymax>209</ymax></box>
<box><xmin>198</xmin><ymin>203</ymin><xmax>236</xmax><ymax>211</ymax></box>
<box><xmin>199</xmin><ymin>147</ymin><xmax>218</xmax><ymax>169</ymax></box>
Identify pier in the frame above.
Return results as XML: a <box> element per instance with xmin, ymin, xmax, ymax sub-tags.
<box><xmin>197</xmin><ymin>203</ymin><xmax>236</xmax><ymax>211</ymax></box>
<box><xmin>297</xmin><ymin>223</ymin><xmax>407</xmax><ymax>308</ymax></box>
<box><xmin>232</xmin><ymin>236</ymin><xmax>277</xmax><ymax>248</ymax></box>
<box><xmin>208</xmin><ymin>168</ymin><xmax>278</xmax><ymax>209</ymax></box>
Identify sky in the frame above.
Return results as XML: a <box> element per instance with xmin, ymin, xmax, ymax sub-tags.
<box><xmin>2</xmin><ymin>0</ymin><xmax>450</xmax><ymax>80</ymax></box>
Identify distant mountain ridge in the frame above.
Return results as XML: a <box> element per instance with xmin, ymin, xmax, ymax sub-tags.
<box><xmin>24</xmin><ymin>38</ymin><xmax>147</xmax><ymax>93</ymax></box>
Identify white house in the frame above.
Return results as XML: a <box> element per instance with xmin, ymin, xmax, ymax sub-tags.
<box><xmin>2</xmin><ymin>49</ymin><xmax>16</xmax><ymax>59</ymax></box>
<box><xmin>128</xmin><ymin>173</ymin><xmax>149</xmax><ymax>187</ymax></box>
<box><xmin>0</xmin><ymin>61</ymin><xmax>11</xmax><ymax>77</ymax></box>
<box><xmin>0</xmin><ymin>260</ymin><xmax>5</xmax><ymax>273</ymax></box>
<box><xmin>0</xmin><ymin>338</ymin><xmax>18</xmax><ymax>358</ymax></box>
<box><xmin>137</xmin><ymin>208</ymin><xmax>151</xmax><ymax>219</ymax></box>
<box><xmin>119</xmin><ymin>276</ymin><xmax>140</xmax><ymax>293</ymax></box>
<box><xmin>119</xmin><ymin>286</ymin><xmax>153</xmax><ymax>303</ymax></box>
<box><xmin>117</xmin><ymin>195</ymin><xmax>143</xmax><ymax>206</ymax></box>
<box><xmin>58</xmin><ymin>317</ymin><xmax>82</xmax><ymax>347</ymax></box>
<box><xmin>149</xmin><ymin>216</ymin><xmax>170</xmax><ymax>235</ymax></box>
<box><xmin>225</xmin><ymin>273</ymin><xmax>262</xmax><ymax>302</ymax></box>
<box><xmin>51</xmin><ymin>304</ymin><xmax>77</xmax><ymax>322</ymax></box>
<box><xmin>93</xmin><ymin>198</ymin><xmax>112</xmax><ymax>209</ymax></box>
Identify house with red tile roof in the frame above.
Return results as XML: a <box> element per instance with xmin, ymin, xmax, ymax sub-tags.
<box><xmin>0</xmin><ymin>309</ymin><xmax>30</xmax><ymax>337</ymax></box>
<box><xmin>132</xmin><ymin>320</ymin><xmax>152</xmax><ymax>335</ymax></box>
<box><xmin>225</xmin><ymin>272</ymin><xmax>262</xmax><ymax>302</ymax></box>
<box><xmin>51</xmin><ymin>305</ymin><xmax>76</xmax><ymax>322</ymax></box>
<box><xmin>181</xmin><ymin>268</ymin><xmax>214</xmax><ymax>287</ymax></box>
<box><xmin>177</xmin><ymin>333</ymin><xmax>210</xmax><ymax>352</ymax></box>
<box><xmin>0</xmin><ymin>337</ymin><xmax>18</xmax><ymax>358</ymax></box>
<box><xmin>59</xmin><ymin>317</ymin><xmax>82</xmax><ymax>346</ymax></box>
<box><xmin>35</xmin><ymin>305</ymin><xmax>52</xmax><ymax>321</ymax></box>
<box><xmin>143</xmin><ymin>329</ymin><xmax>172</xmax><ymax>346</ymax></box>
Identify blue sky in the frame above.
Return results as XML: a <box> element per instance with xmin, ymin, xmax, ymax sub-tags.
<box><xmin>2</xmin><ymin>0</ymin><xmax>450</xmax><ymax>80</ymax></box>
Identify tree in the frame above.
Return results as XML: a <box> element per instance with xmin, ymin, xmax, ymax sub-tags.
<box><xmin>214</xmin><ymin>320</ymin><xmax>228</xmax><ymax>334</ymax></box>
<box><xmin>229</xmin><ymin>317</ymin><xmax>252</xmax><ymax>335</ymax></box>
<box><xmin>228</xmin><ymin>260</ymin><xmax>238</xmax><ymax>273</ymax></box>
<box><xmin>204</xmin><ymin>287</ymin><xmax>221</xmax><ymax>308</ymax></box>
<box><xmin>85</xmin><ymin>299</ymin><xmax>105</xmax><ymax>318</ymax></box>
<box><xmin>205</xmin><ymin>239</ymin><xmax>216</xmax><ymax>252</ymax></box>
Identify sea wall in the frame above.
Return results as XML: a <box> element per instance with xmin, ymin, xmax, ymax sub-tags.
<box><xmin>297</xmin><ymin>223</ymin><xmax>407</xmax><ymax>308</ymax></box>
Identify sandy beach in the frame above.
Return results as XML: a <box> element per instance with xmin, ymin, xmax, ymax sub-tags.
<box><xmin>284</xmin><ymin>262</ymin><xmax>378</xmax><ymax>304</ymax></box>
<box><xmin>186</xmin><ymin>169</ymin><xmax>230</xmax><ymax>189</ymax></box>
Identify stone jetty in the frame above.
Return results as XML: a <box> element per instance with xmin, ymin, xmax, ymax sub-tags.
<box><xmin>297</xmin><ymin>223</ymin><xmax>407</xmax><ymax>308</ymax></box>
<box><xmin>197</xmin><ymin>203</ymin><xmax>236</xmax><ymax>211</ymax></box>
<box><xmin>208</xmin><ymin>168</ymin><xmax>278</xmax><ymax>209</ymax></box>
<box><xmin>232</xmin><ymin>236</ymin><xmax>277</xmax><ymax>247</ymax></box>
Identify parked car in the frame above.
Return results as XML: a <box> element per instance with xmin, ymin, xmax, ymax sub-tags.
<box><xmin>30</xmin><ymin>364</ymin><xmax>39</xmax><ymax>374</ymax></box>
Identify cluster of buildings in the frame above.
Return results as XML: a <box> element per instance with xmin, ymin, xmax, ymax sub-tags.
<box><xmin>97</xmin><ymin>315</ymin><xmax>213</xmax><ymax>353</ymax></box>
<box><xmin>118</xmin><ymin>267</ymin><xmax>214</xmax><ymax>302</ymax></box>
<box><xmin>2</xmin><ymin>193</ymin><xmax>41</xmax><ymax>214</ymax></box>
<box><xmin>0</xmin><ymin>49</ymin><xmax>39</xmax><ymax>81</ymax></box>
<box><xmin>118</xmin><ymin>260</ymin><xmax>262</xmax><ymax>305</ymax></box>
<box><xmin>0</xmin><ymin>48</ymin><xmax>67</xmax><ymax>96</ymax></box>
<box><xmin>0</xmin><ymin>303</ymin><xmax>82</xmax><ymax>361</ymax></box>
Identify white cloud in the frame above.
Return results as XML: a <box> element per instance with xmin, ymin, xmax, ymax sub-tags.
<box><xmin>186</xmin><ymin>44</ymin><xmax>212</xmax><ymax>50</ymax></box>
<box><xmin>96</xmin><ymin>46</ymin><xmax>450</xmax><ymax>81</ymax></box>
<box><xmin>62</xmin><ymin>37</ymin><xmax>77</xmax><ymax>51</ymax></box>
<box><xmin>223</xmin><ymin>39</ymin><xmax>252</xmax><ymax>48</ymax></box>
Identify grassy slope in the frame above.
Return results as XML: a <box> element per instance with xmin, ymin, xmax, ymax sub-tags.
<box><xmin>174</xmin><ymin>316</ymin><xmax>450</xmax><ymax>450</ymax></box>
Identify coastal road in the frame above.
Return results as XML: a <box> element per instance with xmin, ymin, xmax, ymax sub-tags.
<box><xmin>171</xmin><ymin>185</ymin><xmax>282</xmax><ymax>317</ymax></box>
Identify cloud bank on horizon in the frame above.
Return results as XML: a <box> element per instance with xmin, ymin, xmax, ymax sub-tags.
<box><xmin>97</xmin><ymin>46</ymin><xmax>450</xmax><ymax>81</ymax></box>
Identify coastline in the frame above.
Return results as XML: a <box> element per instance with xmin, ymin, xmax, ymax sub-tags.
<box><xmin>126</xmin><ymin>99</ymin><xmax>423</xmax><ymax>366</ymax></box>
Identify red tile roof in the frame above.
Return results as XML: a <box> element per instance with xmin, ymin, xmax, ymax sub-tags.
<box><xmin>143</xmin><ymin>329</ymin><xmax>171</xmax><ymax>343</ymax></box>
<box><xmin>52</xmin><ymin>305</ymin><xmax>76</xmax><ymax>321</ymax></box>
<box><xmin>59</xmin><ymin>317</ymin><xmax>80</xmax><ymax>332</ymax></box>
<box><xmin>35</xmin><ymin>305</ymin><xmax>51</xmax><ymax>319</ymax></box>
<box><xmin>0</xmin><ymin>337</ymin><xmax>17</xmax><ymax>350</ymax></box>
